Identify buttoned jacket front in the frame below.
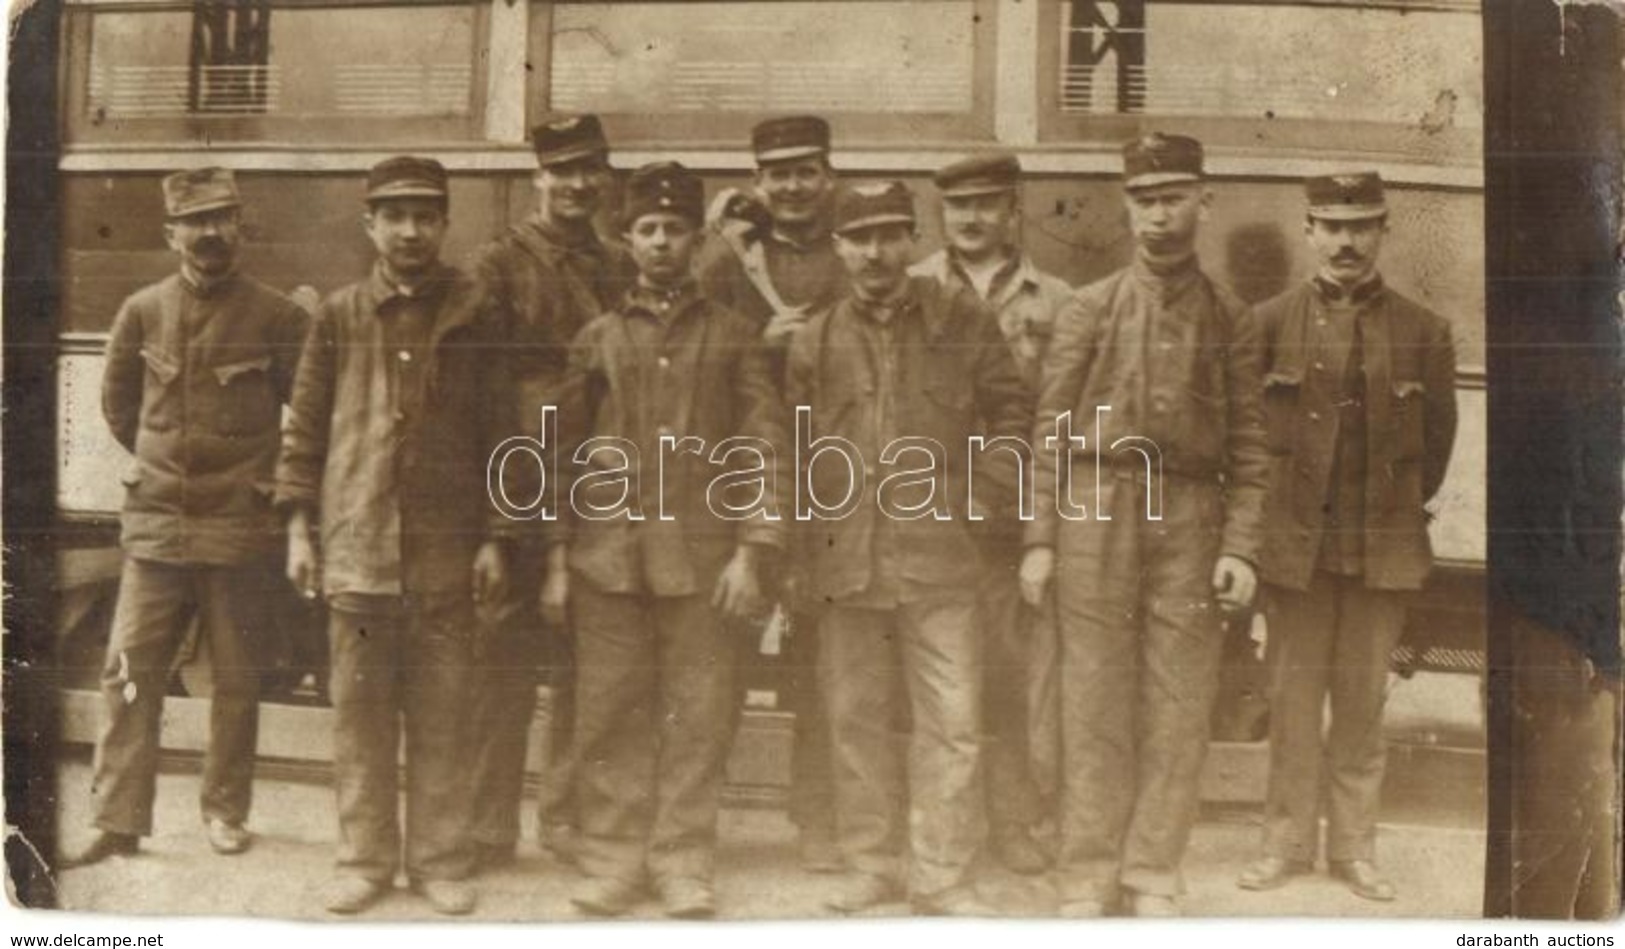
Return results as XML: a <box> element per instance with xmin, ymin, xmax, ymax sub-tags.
<box><xmin>1256</xmin><ymin>278</ymin><xmax>1458</xmax><ymax>591</ymax></box>
<box><xmin>785</xmin><ymin>275</ymin><xmax>1031</xmax><ymax>602</ymax></box>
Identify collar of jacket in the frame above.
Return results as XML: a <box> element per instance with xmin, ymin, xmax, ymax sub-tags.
<box><xmin>623</xmin><ymin>279</ymin><xmax>704</xmax><ymax>322</ymax></box>
<box><xmin>847</xmin><ymin>275</ymin><xmax>953</xmax><ymax>339</ymax></box>
<box><xmin>364</xmin><ymin>261</ymin><xmax>480</xmax><ymax>352</ymax></box>
<box><xmin>766</xmin><ymin>221</ymin><xmax>832</xmax><ymax>253</ymax></box>
<box><xmin>918</xmin><ymin>247</ymin><xmax>1038</xmax><ymax>302</ymax></box>
<box><xmin>1130</xmin><ymin>249</ymin><xmax>1202</xmax><ymax>302</ymax></box>
<box><xmin>1312</xmin><ymin>272</ymin><xmax>1386</xmax><ymax>306</ymax></box>
<box><xmin>514</xmin><ymin>214</ymin><xmax>607</xmax><ymax>267</ymax></box>
<box><xmin>178</xmin><ymin>265</ymin><xmax>239</xmax><ymax>299</ymax></box>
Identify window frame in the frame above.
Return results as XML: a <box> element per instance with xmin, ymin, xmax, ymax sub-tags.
<box><xmin>526</xmin><ymin>0</ymin><xmax>1002</xmax><ymax>149</ymax></box>
<box><xmin>62</xmin><ymin>0</ymin><xmax>493</xmax><ymax>147</ymax></box>
<box><xmin>1034</xmin><ymin>0</ymin><xmax>1482</xmax><ymax>165</ymax></box>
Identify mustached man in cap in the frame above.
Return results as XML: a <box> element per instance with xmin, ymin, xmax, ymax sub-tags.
<box><xmin>1236</xmin><ymin>173</ymin><xmax>1457</xmax><ymax>903</ymax></box>
<box><xmin>911</xmin><ymin>152</ymin><xmax>1072</xmax><ymax>876</ymax></box>
<box><xmin>697</xmin><ymin>115</ymin><xmax>847</xmax><ymax>871</ymax></box>
<box><xmin>276</xmin><ymin>157</ymin><xmax>520</xmax><ymax>916</ymax></box>
<box><xmin>465</xmin><ymin>112</ymin><xmax>634</xmax><ymax>873</ymax></box>
<box><xmin>1020</xmin><ymin>134</ymin><xmax>1270</xmax><ymax>917</ymax></box>
<box><xmin>785</xmin><ymin>181</ymin><xmax>1030</xmax><ymax>916</ymax></box>
<box><xmin>65</xmin><ymin>168</ymin><xmax>308</xmax><ymax>869</ymax></box>
<box><xmin>546</xmin><ymin>162</ymin><xmax>785</xmax><ymax>919</ymax></box>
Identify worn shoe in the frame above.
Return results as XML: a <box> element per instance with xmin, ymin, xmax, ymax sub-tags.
<box><xmin>1237</xmin><ymin>855</ymin><xmax>1312</xmax><ymax>891</ymax></box>
<box><xmin>413</xmin><ymin>878</ymin><xmax>477</xmax><ymax>916</ymax></box>
<box><xmin>539</xmin><ymin>822</ymin><xmax>579</xmax><ymax>868</ymax></box>
<box><xmin>798</xmin><ymin>825</ymin><xmax>844</xmax><ymax>874</ymax></box>
<box><xmin>472</xmin><ymin>841</ymin><xmax>516</xmax><ymax>873</ymax></box>
<box><xmin>823</xmin><ymin>873</ymin><xmax>902</xmax><ymax>914</ymax></box>
<box><xmin>1330</xmin><ymin>859</ymin><xmax>1397</xmax><ymax>902</ymax></box>
<box><xmin>911</xmin><ymin>885</ymin><xmax>995</xmax><ymax>917</ymax></box>
<box><xmin>571</xmin><ymin>876</ymin><xmax>646</xmax><ymax>917</ymax></box>
<box><xmin>62</xmin><ymin>831</ymin><xmax>139</xmax><ymax>868</ymax></box>
<box><xmin>1128</xmin><ymin>892</ymin><xmax>1180</xmax><ymax>918</ymax></box>
<box><xmin>204</xmin><ymin>818</ymin><xmax>251</xmax><ymax>856</ymax></box>
<box><xmin>323</xmin><ymin>876</ymin><xmax>388</xmax><ymax>915</ymax></box>
<box><xmin>991</xmin><ymin>826</ymin><xmax>1050</xmax><ymax>876</ymax></box>
<box><xmin>657</xmin><ymin>877</ymin><xmax>716</xmax><ymax>920</ymax></box>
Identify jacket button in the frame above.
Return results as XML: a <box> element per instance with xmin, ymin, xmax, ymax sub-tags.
<box><xmin>1313</xmin><ymin>361</ymin><xmax>1325</xmax><ymax>371</ymax></box>
<box><xmin>658</xmin><ymin>356</ymin><xmax>671</xmax><ymax>369</ymax></box>
<box><xmin>1308</xmin><ymin>411</ymin><xmax>1321</xmax><ymax>421</ymax></box>
<box><xmin>398</xmin><ymin>350</ymin><xmax>412</xmax><ymax>362</ymax></box>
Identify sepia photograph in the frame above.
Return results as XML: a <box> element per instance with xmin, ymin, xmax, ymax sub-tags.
<box><xmin>1</xmin><ymin>0</ymin><xmax>1614</xmax><ymax>932</ymax></box>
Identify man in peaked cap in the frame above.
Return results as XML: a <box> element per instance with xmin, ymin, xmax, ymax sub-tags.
<box><xmin>467</xmin><ymin>112</ymin><xmax>634</xmax><ymax>874</ymax></box>
<box><xmin>546</xmin><ymin>162</ymin><xmax>785</xmax><ymax>919</ymax></box>
<box><xmin>1236</xmin><ymin>172</ymin><xmax>1457</xmax><ymax>902</ymax></box>
<box><xmin>697</xmin><ymin>114</ymin><xmax>848</xmax><ymax>872</ymax></box>
<box><xmin>278</xmin><ymin>156</ymin><xmax>520</xmax><ymax>916</ymax></box>
<box><xmin>911</xmin><ymin>151</ymin><xmax>1072</xmax><ymax>876</ymax></box>
<box><xmin>1021</xmin><ymin>133</ymin><xmax>1270</xmax><ymax>916</ymax></box>
<box><xmin>785</xmin><ymin>180</ymin><xmax>1031</xmax><ymax>916</ymax></box>
<box><xmin>65</xmin><ymin>168</ymin><xmax>308</xmax><ymax>870</ymax></box>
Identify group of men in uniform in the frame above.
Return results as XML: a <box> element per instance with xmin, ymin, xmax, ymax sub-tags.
<box><xmin>64</xmin><ymin>111</ymin><xmax>1457</xmax><ymax>920</ymax></box>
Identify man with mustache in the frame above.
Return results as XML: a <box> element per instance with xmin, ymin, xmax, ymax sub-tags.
<box><xmin>698</xmin><ymin>114</ymin><xmax>847</xmax><ymax>872</ymax></box>
<box><xmin>466</xmin><ymin>112</ymin><xmax>634</xmax><ymax>872</ymax></box>
<box><xmin>1236</xmin><ymin>172</ymin><xmax>1457</xmax><ymax>902</ymax></box>
<box><xmin>786</xmin><ymin>181</ymin><xmax>1030</xmax><ymax>916</ymax></box>
<box><xmin>278</xmin><ymin>157</ymin><xmax>518</xmax><ymax>916</ymax></box>
<box><xmin>910</xmin><ymin>151</ymin><xmax>1071</xmax><ymax>877</ymax></box>
<box><xmin>1020</xmin><ymin>134</ymin><xmax>1269</xmax><ymax>917</ymax></box>
<box><xmin>66</xmin><ymin>168</ymin><xmax>307</xmax><ymax>868</ymax></box>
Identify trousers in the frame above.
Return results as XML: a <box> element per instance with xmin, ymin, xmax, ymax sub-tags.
<box><xmin>91</xmin><ymin>558</ymin><xmax>271</xmax><ymax>836</ymax></box>
<box><xmin>1260</xmin><ymin>572</ymin><xmax>1408</xmax><ymax>863</ymax></box>
<box><xmin>329</xmin><ymin>599</ymin><xmax>476</xmax><ymax>884</ymax></box>
<box><xmin>820</xmin><ymin>592</ymin><xmax>983</xmax><ymax>897</ymax></box>
<box><xmin>1053</xmin><ymin>476</ymin><xmax>1225</xmax><ymax>900</ymax></box>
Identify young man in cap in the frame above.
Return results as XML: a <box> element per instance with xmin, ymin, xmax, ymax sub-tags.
<box><xmin>548</xmin><ymin>161</ymin><xmax>784</xmax><ymax>919</ymax></box>
<box><xmin>786</xmin><ymin>181</ymin><xmax>1031</xmax><ymax>916</ymax></box>
<box><xmin>697</xmin><ymin>114</ymin><xmax>847</xmax><ymax>871</ymax></box>
<box><xmin>1237</xmin><ymin>172</ymin><xmax>1457</xmax><ymax>903</ymax></box>
<box><xmin>1020</xmin><ymin>133</ymin><xmax>1270</xmax><ymax>917</ymax></box>
<box><xmin>66</xmin><ymin>167</ymin><xmax>307</xmax><ymax>868</ymax></box>
<box><xmin>277</xmin><ymin>157</ymin><xmax>518</xmax><ymax>916</ymax></box>
<box><xmin>466</xmin><ymin>112</ymin><xmax>634</xmax><ymax>872</ymax></box>
<box><xmin>912</xmin><ymin>151</ymin><xmax>1072</xmax><ymax>876</ymax></box>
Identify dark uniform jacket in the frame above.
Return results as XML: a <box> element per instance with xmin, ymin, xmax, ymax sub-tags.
<box><xmin>468</xmin><ymin>217</ymin><xmax>634</xmax><ymax>433</ymax></box>
<box><xmin>785</xmin><ymin>276</ymin><xmax>1031</xmax><ymax>602</ymax></box>
<box><xmin>103</xmin><ymin>271</ymin><xmax>308</xmax><ymax>565</ymax></box>
<box><xmin>1025</xmin><ymin>256</ymin><xmax>1269</xmax><ymax>563</ymax></box>
<box><xmin>275</xmin><ymin>263</ymin><xmax>519</xmax><ymax>601</ymax></box>
<box><xmin>1256</xmin><ymin>277</ymin><xmax>1457</xmax><ymax>591</ymax></box>
<box><xmin>552</xmin><ymin>284</ymin><xmax>787</xmax><ymax>597</ymax></box>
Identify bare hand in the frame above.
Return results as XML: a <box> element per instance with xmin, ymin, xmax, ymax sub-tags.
<box><xmin>539</xmin><ymin>567</ymin><xmax>569</xmax><ymax>629</ymax></box>
<box><xmin>1211</xmin><ymin>554</ymin><xmax>1258</xmax><ymax>610</ymax></box>
<box><xmin>472</xmin><ymin>541</ymin><xmax>509</xmax><ymax>605</ymax></box>
<box><xmin>712</xmin><ymin>547</ymin><xmax>764</xmax><ymax>621</ymax></box>
<box><xmin>762</xmin><ymin>306</ymin><xmax>810</xmax><ymax>347</ymax></box>
<box><xmin>286</xmin><ymin>513</ymin><xmax>321</xmax><ymax>599</ymax></box>
<box><xmin>1019</xmin><ymin>546</ymin><xmax>1055</xmax><ymax>607</ymax></box>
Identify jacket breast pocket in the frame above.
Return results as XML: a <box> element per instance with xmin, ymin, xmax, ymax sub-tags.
<box><xmin>1262</xmin><ymin>370</ymin><xmax>1303</xmax><ymax>455</ymax></box>
<box><xmin>139</xmin><ymin>348</ymin><xmax>183</xmax><ymax>432</ymax></box>
<box><xmin>211</xmin><ymin>356</ymin><xmax>279</xmax><ymax>437</ymax></box>
<box><xmin>1391</xmin><ymin>379</ymin><xmax>1426</xmax><ymax>461</ymax></box>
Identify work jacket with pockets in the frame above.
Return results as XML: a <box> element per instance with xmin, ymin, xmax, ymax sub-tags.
<box><xmin>1256</xmin><ymin>277</ymin><xmax>1458</xmax><ymax>592</ymax></box>
<box><xmin>1025</xmin><ymin>255</ymin><xmax>1270</xmax><ymax>564</ymax></box>
<box><xmin>785</xmin><ymin>275</ymin><xmax>1032</xmax><ymax>602</ymax></box>
<box><xmin>103</xmin><ymin>271</ymin><xmax>308</xmax><ymax>566</ymax></box>
<box><xmin>275</xmin><ymin>263</ymin><xmax>521</xmax><ymax>601</ymax></box>
<box><xmin>549</xmin><ymin>286</ymin><xmax>787</xmax><ymax>597</ymax></box>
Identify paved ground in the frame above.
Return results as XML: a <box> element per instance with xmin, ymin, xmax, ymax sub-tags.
<box><xmin>48</xmin><ymin>759</ymin><xmax>1485</xmax><ymax>922</ymax></box>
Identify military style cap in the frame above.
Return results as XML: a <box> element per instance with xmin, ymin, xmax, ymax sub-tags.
<box><xmin>751</xmin><ymin>115</ymin><xmax>831</xmax><ymax>164</ymax></box>
<box><xmin>1122</xmin><ymin>133</ymin><xmax>1204</xmax><ymax>190</ymax></box>
<box><xmin>934</xmin><ymin>151</ymin><xmax>1021</xmax><ymax>197</ymax></box>
<box><xmin>623</xmin><ymin>161</ymin><xmax>705</xmax><ymax>226</ymax></box>
<box><xmin>833</xmin><ymin>181</ymin><xmax>915</xmax><ymax>235</ymax></box>
<box><xmin>162</xmin><ymin>167</ymin><xmax>241</xmax><ymax>219</ymax></box>
<box><xmin>531</xmin><ymin>113</ymin><xmax>610</xmax><ymax>167</ymax></box>
<box><xmin>365</xmin><ymin>156</ymin><xmax>449</xmax><ymax>203</ymax></box>
<box><xmin>1306</xmin><ymin>171</ymin><xmax>1387</xmax><ymax>221</ymax></box>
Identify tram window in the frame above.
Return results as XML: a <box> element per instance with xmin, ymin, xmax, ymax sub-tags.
<box><xmin>530</xmin><ymin>0</ymin><xmax>997</xmax><ymax>144</ymax></box>
<box><xmin>64</xmin><ymin>1</ymin><xmax>488</xmax><ymax>145</ymax></box>
<box><xmin>1038</xmin><ymin>0</ymin><xmax>1482</xmax><ymax>161</ymax></box>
